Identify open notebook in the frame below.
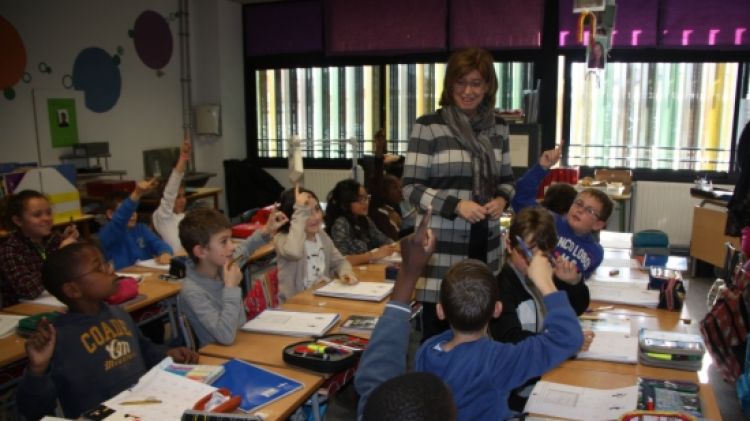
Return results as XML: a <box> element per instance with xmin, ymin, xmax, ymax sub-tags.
<box><xmin>241</xmin><ymin>309</ymin><xmax>339</xmax><ymax>337</ymax></box>
<box><xmin>314</xmin><ymin>280</ymin><xmax>393</xmax><ymax>302</ymax></box>
<box><xmin>577</xmin><ymin>316</ymin><xmax>638</xmax><ymax>364</ymax></box>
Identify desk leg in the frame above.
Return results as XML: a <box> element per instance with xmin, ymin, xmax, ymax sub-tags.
<box><xmin>165</xmin><ymin>297</ymin><xmax>179</xmax><ymax>341</ymax></box>
<box><xmin>310</xmin><ymin>392</ymin><xmax>321</xmax><ymax>421</ymax></box>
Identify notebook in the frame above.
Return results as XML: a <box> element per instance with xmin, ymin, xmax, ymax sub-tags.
<box><xmin>587</xmin><ymin>281</ymin><xmax>660</xmax><ymax>308</ymax></box>
<box><xmin>314</xmin><ymin>280</ymin><xmax>393</xmax><ymax>302</ymax></box>
<box><xmin>241</xmin><ymin>309</ymin><xmax>339</xmax><ymax>337</ymax></box>
<box><xmin>577</xmin><ymin>317</ymin><xmax>638</xmax><ymax>364</ymax></box>
<box><xmin>212</xmin><ymin>359</ymin><xmax>303</xmax><ymax>412</ymax></box>
<box><xmin>20</xmin><ymin>291</ymin><xmax>67</xmax><ymax>309</ymax></box>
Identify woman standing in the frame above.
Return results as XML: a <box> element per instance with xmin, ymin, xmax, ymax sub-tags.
<box><xmin>402</xmin><ymin>48</ymin><xmax>515</xmax><ymax>339</ymax></box>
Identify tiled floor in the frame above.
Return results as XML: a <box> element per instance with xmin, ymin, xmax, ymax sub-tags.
<box><xmin>326</xmin><ymin>276</ymin><xmax>748</xmax><ymax>420</ymax></box>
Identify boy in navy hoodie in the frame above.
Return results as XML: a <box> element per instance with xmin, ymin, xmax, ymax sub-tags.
<box><xmin>17</xmin><ymin>242</ymin><xmax>197</xmax><ymax>420</ymax></box>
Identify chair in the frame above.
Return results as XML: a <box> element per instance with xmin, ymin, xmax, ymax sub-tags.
<box><xmin>594</xmin><ymin>169</ymin><xmax>633</xmax><ymax>194</ymax></box>
<box><xmin>175</xmin><ymin>296</ymin><xmax>198</xmax><ymax>351</ymax></box>
<box><xmin>723</xmin><ymin>241</ymin><xmax>744</xmax><ymax>288</ymax></box>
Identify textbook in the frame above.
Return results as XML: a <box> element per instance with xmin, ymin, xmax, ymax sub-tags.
<box><xmin>314</xmin><ymin>280</ymin><xmax>393</xmax><ymax>302</ymax></box>
<box><xmin>637</xmin><ymin>377</ymin><xmax>702</xmax><ymax>417</ymax></box>
<box><xmin>241</xmin><ymin>309</ymin><xmax>339</xmax><ymax>337</ymax></box>
<box><xmin>211</xmin><ymin>358</ymin><xmax>303</xmax><ymax>412</ymax></box>
<box><xmin>339</xmin><ymin>315</ymin><xmax>379</xmax><ymax>334</ymax></box>
<box><xmin>158</xmin><ymin>357</ymin><xmax>225</xmax><ymax>384</ymax></box>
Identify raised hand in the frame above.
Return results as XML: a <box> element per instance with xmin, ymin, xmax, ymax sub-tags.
<box><xmin>60</xmin><ymin>222</ymin><xmax>80</xmax><ymax>248</ymax></box>
<box><xmin>25</xmin><ymin>318</ymin><xmax>56</xmax><ymax>375</ymax></box>
<box><xmin>263</xmin><ymin>208</ymin><xmax>289</xmax><ymax>236</ymax></box>
<box><xmin>539</xmin><ymin>145</ymin><xmax>562</xmax><ymax>169</ymax></box>
<box><xmin>393</xmin><ymin>207</ymin><xmax>435</xmax><ymax>303</ymax></box>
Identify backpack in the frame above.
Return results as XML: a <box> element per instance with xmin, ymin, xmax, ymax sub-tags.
<box><xmin>243</xmin><ymin>267</ymin><xmax>280</xmax><ymax>320</ymax></box>
<box><xmin>699</xmin><ymin>265</ymin><xmax>750</xmax><ymax>382</ymax></box>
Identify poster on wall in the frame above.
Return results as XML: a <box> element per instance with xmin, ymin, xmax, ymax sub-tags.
<box><xmin>47</xmin><ymin>98</ymin><xmax>79</xmax><ymax>147</ymax></box>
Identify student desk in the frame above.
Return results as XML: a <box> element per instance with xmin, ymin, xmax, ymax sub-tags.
<box><xmin>1</xmin><ymin>272</ymin><xmax>181</xmax><ymax>339</ymax></box>
<box><xmin>540</xmin><ymin>366</ymin><xmax>721</xmax><ymax>420</ymax></box>
<box><xmin>284</xmin><ymin>282</ymin><xmax>390</xmax><ymax>314</ymax></box>
<box><xmin>198</xmin><ymin>355</ymin><xmax>325</xmax><ymax>421</ymax></box>
<box><xmin>199</xmin><ymin>304</ymin><xmax>380</xmax><ymax>370</ymax></box>
<box><xmin>0</xmin><ymin>333</ymin><xmax>25</xmax><ymax>367</ymax></box>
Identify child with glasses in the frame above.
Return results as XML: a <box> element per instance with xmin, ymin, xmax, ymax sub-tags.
<box><xmin>325</xmin><ymin>179</ymin><xmax>397</xmax><ymax>265</ymax></box>
<box><xmin>489</xmin><ymin>208</ymin><xmax>594</xmax><ymax>412</ymax></box>
<box><xmin>274</xmin><ymin>185</ymin><xmax>358</xmax><ymax>302</ymax></box>
<box><xmin>511</xmin><ymin>146</ymin><xmax>613</xmax><ymax>283</ymax></box>
<box><xmin>17</xmin><ymin>242</ymin><xmax>198</xmax><ymax>420</ymax></box>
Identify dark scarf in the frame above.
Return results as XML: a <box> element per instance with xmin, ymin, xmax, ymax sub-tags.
<box><xmin>440</xmin><ymin>104</ymin><xmax>498</xmax><ymax>203</ymax></box>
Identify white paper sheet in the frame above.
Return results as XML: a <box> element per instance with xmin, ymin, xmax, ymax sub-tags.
<box><xmin>135</xmin><ymin>259</ymin><xmax>170</xmax><ymax>271</ymax></box>
<box><xmin>578</xmin><ymin>317</ymin><xmax>638</xmax><ymax>364</ymax></box>
<box><xmin>587</xmin><ymin>281</ymin><xmax>660</xmax><ymax>308</ymax></box>
<box><xmin>20</xmin><ymin>291</ymin><xmax>66</xmax><ymax>308</ymax></box>
<box><xmin>525</xmin><ymin>381</ymin><xmax>638</xmax><ymax>421</ymax></box>
<box><xmin>599</xmin><ymin>231</ymin><xmax>633</xmax><ymax>249</ymax></box>
<box><xmin>105</xmin><ymin>363</ymin><xmax>216</xmax><ymax>421</ymax></box>
<box><xmin>0</xmin><ymin>314</ymin><xmax>25</xmax><ymax>338</ymax></box>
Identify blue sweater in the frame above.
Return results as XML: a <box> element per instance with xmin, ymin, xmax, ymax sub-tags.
<box><xmin>99</xmin><ymin>197</ymin><xmax>173</xmax><ymax>270</ymax></box>
<box><xmin>354</xmin><ymin>302</ymin><xmax>412</xmax><ymax>419</ymax></box>
<box><xmin>512</xmin><ymin>163</ymin><xmax>603</xmax><ymax>279</ymax></box>
<box><xmin>415</xmin><ymin>292</ymin><xmax>582</xmax><ymax>421</ymax></box>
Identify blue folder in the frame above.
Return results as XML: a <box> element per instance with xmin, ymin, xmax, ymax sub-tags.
<box><xmin>211</xmin><ymin>358</ymin><xmax>303</xmax><ymax>412</ymax></box>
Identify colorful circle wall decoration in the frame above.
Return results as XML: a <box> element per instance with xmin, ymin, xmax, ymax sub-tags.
<box><xmin>72</xmin><ymin>47</ymin><xmax>121</xmax><ymax>113</ymax></box>
<box><xmin>0</xmin><ymin>15</ymin><xmax>28</xmax><ymax>100</ymax></box>
<box><xmin>131</xmin><ymin>10</ymin><xmax>173</xmax><ymax>75</ymax></box>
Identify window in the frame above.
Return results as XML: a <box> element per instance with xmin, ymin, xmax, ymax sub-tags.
<box><xmin>255</xmin><ymin>66</ymin><xmax>380</xmax><ymax>158</ymax></box>
<box><xmin>255</xmin><ymin>62</ymin><xmax>535</xmax><ymax>159</ymax></box>
<box><xmin>567</xmin><ymin>62</ymin><xmax>739</xmax><ymax>172</ymax></box>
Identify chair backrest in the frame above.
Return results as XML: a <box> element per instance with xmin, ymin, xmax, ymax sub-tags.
<box><xmin>724</xmin><ymin>241</ymin><xmax>744</xmax><ymax>288</ymax></box>
<box><xmin>594</xmin><ymin>169</ymin><xmax>633</xmax><ymax>194</ymax></box>
<box><xmin>175</xmin><ymin>296</ymin><xmax>198</xmax><ymax>351</ymax></box>
<box><xmin>244</xmin><ymin>267</ymin><xmax>280</xmax><ymax>321</ymax></box>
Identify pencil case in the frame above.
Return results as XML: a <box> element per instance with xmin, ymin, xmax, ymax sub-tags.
<box><xmin>17</xmin><ymin>311</ymin><xmax>61</xmax><ymax>338</ymax></box>
<box><xmin>282</xmin><ymin>336</ymin><xmax>360</xmax><ymax>373</ymax></box>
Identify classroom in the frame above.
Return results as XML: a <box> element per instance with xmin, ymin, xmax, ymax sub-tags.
<box><xmin>1</xmin><ymin>0</ymin><xmax>749</xmax><ymax>420</ymax></box>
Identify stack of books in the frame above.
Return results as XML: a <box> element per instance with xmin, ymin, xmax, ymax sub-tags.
<box><xmin>638</xmin><ymin>329</ymin><xmax>705</xmax><ymax>371</ymax></box>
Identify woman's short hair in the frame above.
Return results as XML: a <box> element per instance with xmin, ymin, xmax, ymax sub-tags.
<box><xmin>439</xmin><ymin>48</ymin><xmax>498</xmax><ymax>109</ymax></box>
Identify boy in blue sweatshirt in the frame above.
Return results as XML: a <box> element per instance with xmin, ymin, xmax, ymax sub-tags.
<box><xmin>355</xmin><ymin>207</ymin><xmax>583</xmax><ymax>420</ymax></box>
<box><xmin>99</xmin><ymin>178</ymin><xmax>173</xmax><ymax>270</ymax></box>
<box><xmin>511</xmin><ymin>147</ymin><xmax>613</xmax><ymax>282</ymax></box>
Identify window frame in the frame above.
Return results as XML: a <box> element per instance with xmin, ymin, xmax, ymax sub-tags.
<box><xmin>559</xmin><ymin>48</ymin><xmax>749</xmax><ymax>183</ymax></box>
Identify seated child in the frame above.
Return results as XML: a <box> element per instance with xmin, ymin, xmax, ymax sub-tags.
<box><xmin>355</xmin><ymin>206</ymin><xmax>582</xmax><ymax>420</ymax></box>
<box><xmin>152</xmin><ymin>134</ymin><xmax>191</xmax><ymax>254</ymax></box>
<box><xmin>99</xmin><ymin>178</ymin><xmax>173</xmax><ymax>270</ymax></box>
<box><xmin>274</xmin><ymin>185</ymin><xmax>357</xmax><ymax>303</ymax></box>
<box><xmin>367</xmin><ymin>129</ymin><xmax>405</xmax><ymax>240</ymax></box>
<box><xmin>491</xmin><ymin>208</ymin><xmax>592</xmax><ymax>342</ymax></box>
<box><xmin>178</xmin><ymin>207</ymin><xmax>287</xmax><ymax>347</ymax></box>
<box><xmin>325</xmin><ymin>178</ymin><xmax>398</xmax><ymax>265</ymax></box>
<box><xmin>16</xmin><ymin>242</ymin><xmax>197</xmax><ymax>420</ymax></box>
<box><xmin>541</xmin><ymin>182</ymin><xmax>578</xmax><ymax>215</ymax></box>
<box><xmin>489</xmin><ymin>208</ymin><xmax>594</xmax><ymax>412</ymax></box>
<box><xmin>511</xmin><ymin>146</ymin><xmax>613</xmax><ymax>282</ymax></box>
<box><xmin>0</xmin><ymin>190</ymin><xmax>78</xmax><ymax>306</ymax></box>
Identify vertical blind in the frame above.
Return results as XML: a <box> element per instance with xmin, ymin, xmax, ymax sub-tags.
<box><xmin>568</xmin><ymin>62</ymin><xmax>739</xmax><ymax>171</ymax></box>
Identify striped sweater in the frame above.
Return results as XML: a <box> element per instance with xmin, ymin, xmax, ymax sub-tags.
<box><xmin>402</xmin><ymin>111</ymin><xmax>515</xmax><ymax>302</ymax></box>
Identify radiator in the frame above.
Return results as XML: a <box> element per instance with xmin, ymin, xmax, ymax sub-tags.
<box><xmin>264</xmin><ymin>168</ymin><xmax>353</xmax><ymax>201</ymax></box>
<box><xmin>632</xmin><ymin>181</ymin><xmax>704</xmax><ymax>247</ymax></box>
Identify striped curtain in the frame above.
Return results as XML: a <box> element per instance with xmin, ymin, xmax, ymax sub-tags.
<box><xmin>568</xmin><ymin>62</ymin><xmax>739</xmax><ymax>171</ymax></box>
